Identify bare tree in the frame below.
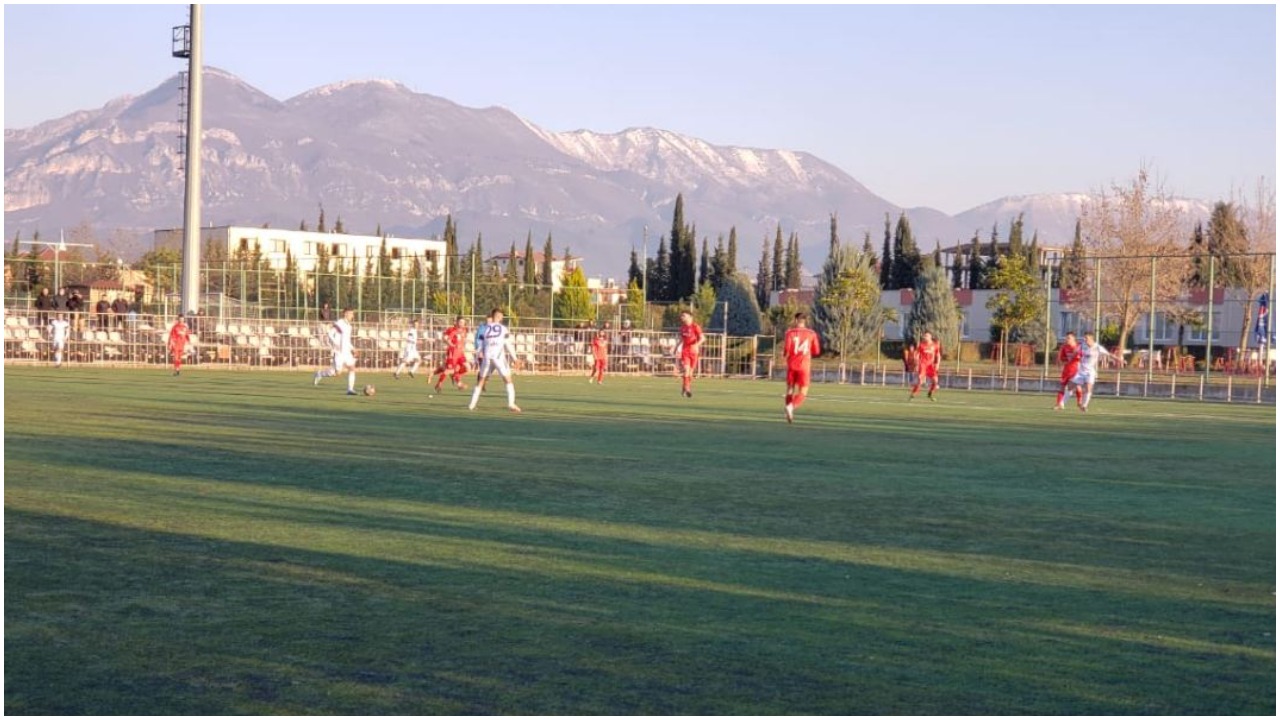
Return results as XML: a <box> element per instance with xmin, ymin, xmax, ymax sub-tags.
<box><xmin>1233</xmin><ymin>178</ymin><xmax>1276</xmax><ymax>354</ymax></box>
<box><xmin>1079</xmin><ymin>167</ymin><xmax>1189</xmax><ymax>359</ymax></box>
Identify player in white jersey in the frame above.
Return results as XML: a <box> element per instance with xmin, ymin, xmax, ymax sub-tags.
<box><xmin>49</xmin><ymin>313</ymin><xmax>71</xmax><ymax>367</ymax></box>
<box><xmin>1063</xmin><ymin>331</ymin><xmax>1117</xmax><ymax>412</ymax></box>
<box><xmin>393</xmin><ymin>318</ymin><xmax>423</xmax><ymax>379</ymax></box>
<box><xmin>313</xmin><ymin>307</ymin><xmax>360</xmax><ymax>395</ymax></box>
<box><xmin>468</xmin><ymin>308</ymin><xmax>521</xmax><ymax>413</ymax></box>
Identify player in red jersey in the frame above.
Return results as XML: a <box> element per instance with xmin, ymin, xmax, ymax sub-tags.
<box><xmin>1054</xmin><ymin>331</ymin><xmax>1083</xmax><ymax>410</ymax></box>
<box><xmin>782</xmin><ymin>312</ymin><xmax>821</xmax><ymax>424</ymax></box>
<box><xmin>908</xmin><ymin>331</ymin><xmax>942</xmax><ymax>401</ymax></box>
<box><xmin>167</xmin><ymin>315</ymin><xmax>191</xmax><ymax>376</ymax></box>
<box><xmin>430</xmin><ymin>316</ymin><xmax>470</xmax><ymax>395</ymax></box>
<box><xmin>589</xmin><ymin>328</ymin><xmax>609</xmax><ymax>384</ymax></box>
<box><xmin>677</xmin><ymin>310</ymin><xmax>704</xmax><ymax>398</ymax></box>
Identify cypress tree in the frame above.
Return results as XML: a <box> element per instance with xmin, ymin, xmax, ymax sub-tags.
<box><xmin>880</xmin><ymin>214</ymin><xmax>893</xmax><ymax>289</ymax></box>
<box><xmin>891</xmin><ymin>213</ymin><xmax>921</xmax><ymax>290</ymax></box>
<box><xmin>698</xmin><ymin>238</ymin><xmax>710</xmax><ymax>288</ymax></box>
<box><xmin>318</xmin><ymin>206</ymin><xmax>327</xmax><ymax>234</ymax></box>
<box><xmin>675</xmin><ymin>222</ymin><xmax>697</xmax><ymax>300</ymax></box>
<box><xmin>523</xmin><ymin>232</ymin><xmax>537</xmax><ymax>285</ymax></box>
<box><xmin>967</xmin><ymin>234</ymin><xmax>986</xmax><ymax>290</ymax></box>
<box><xmin>541</xmin><ymin>233</ymin><xmax>554</xmax><ymax>287</ymax></box>
<box><xmin>756</xmin><ymin>234</ymin><xmax>772</xmax><ymax>308</ymax></box>
<box><xmin>813</xmin><ymin>242</ymin><xmax>891</xmax><ymax>359</ymax></box>
<box><xmin>710</xmin><ymin>235</ymin><xmax>728</xmax><ymax>290</ymax></box>
<box><xmin>1007</xmin><ymin>213</ymin><xmax>1024</xmax><ymax>261</ymax></box>
<box><xmin>785</xmin><ymin>232</ymin><xmax>802</xmax><ymax>289</ymax></box>
<box><xmin>951</xmin><ymin>246</ymin><xmax>965</xmax><ymax>289</ymax></box>
<box><xmin>506</xmin><ymin>242</ymin><xmax>519</xmax><ymax>283</ymax></box>
<box><xmin>1060</xmin><ymin>220</ymin><xmax>1088</xmax><ymax>292</ymax></box>
<box><xmin>627</xmin><ymin>249</ymin><xmax>644</xmax><ymax>289</ymax></box>
<box><xmin>652</xmin><ymin>235</ymin><xmax>671</xmax><ymax>301</ymax></box>
<box><xmin>1188</xmin><ymin>221</ymin><xmax>1208</xmax><ymax>287</ymax></box>
<box><xmin>334</xmin><ymin>215</ymin><xmax>346</xmax><ymax>235</ymax></box>
<box><xmin>861</xmin><ymin>229</ymin><xmax>874</xmax><ymax>260</ymax></box>
<box><xmin>829</xmin><ymin>213</ymin><xmax>840</xmax><ymax>254</ymax></box>
<box><xmin>771</xmin><ymin>224</ymin><xmax>785</xmax><ymax>292</ymax></box>
<box><xmin>727</xmin><ymin>226</ymin><xmax>738</xmax><ymax>276</ymax></box>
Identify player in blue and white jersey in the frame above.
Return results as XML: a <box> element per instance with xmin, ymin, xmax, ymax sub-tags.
<box><xmin>468</xmin><ymin>308</ymin><xmax>521</xmax><ymax>413</ymax></box>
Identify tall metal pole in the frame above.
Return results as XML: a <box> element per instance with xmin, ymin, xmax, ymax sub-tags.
<box><xmin>180</xmin><ymin>4</ymin><xmax>203</xmax><ymax>316</ymax></box>
<box><xmin>642</xmin><ymin>225</ymin><xmax>648</xmax><ymax>330</ymax></box>
<box><xmin>1042</xmin><ymin>265</ymin><xmax>1052</xmax><ymax>382</ymax></box>
<box><xmin>1266</xmin><ymin>254</ymin><xmax>1276</xmax><ymax>388</ymax></box>
<box><xmin>1092</xmin><ymin>256</ymin><xmax>1102</xmax><ymax>334</ymax></box>
<box><xmin>1146</xmin><ymin>256</ymin><xmax>1157</xmax><ymax>382</ymax></box>
<box><xmin>1203</xmin><ymin>256</ymin><xmax>1215</xmax><ymax>382</ymax></box>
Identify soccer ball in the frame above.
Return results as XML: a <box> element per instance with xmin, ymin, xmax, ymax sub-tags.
<box><xmin>363</xmin><ymin>384</ymin><xmax>376</xmax><ymax>397</ymax></box>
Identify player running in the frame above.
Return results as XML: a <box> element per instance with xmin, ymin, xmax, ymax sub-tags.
<box><xmin>393</xmin><ymin>318</ymin><xmax>422</xmax><ymax>380</ymax></box>
<box><xmin>782</xmin><ymin>312</ymin><xmax>821</xmax><ymax>424</ymax></box>
<box><xmin>468</xmin><ymin>308</ymin><xmax>521</xmax><ymax>413</ymax></box>
<box><xmin>589</xmin><ymin>327</ymin><xmax>609</xmax><ymax>384</ymax></box>
<box><xmin>430</xmin><ymin>316</ymin><xmax>470</xmax><ymax>395</ymax></box>
<box><xmin>473</xmin><ymin>311</ymin><xmax>492</xmax><ymax>386</ymax></box>
<box><xmin>1063</xmin><ymin>331</ymin><xmax>1116</xmax><ymax>413</ymax></box>
<box><xmin>1054</xmin><ymin>331</ymin><xmax>1083</xmax><ymax>410</ymax></box>
<box><xmin>908</xmin><ymin>331</ymin><xmax>942</xmax><ymax>401</ymax></box>
<box><xmin>314</xmin><ymin>307</ymin><xmax>360</xmax><ymax>395</ymax></box>
<box><xmin>49</xmin><ymin>313</ymin><xmax>71</xmax><ymax>368</ymax></box>
<box><xmin>677</xmin><ymin>310</ymin><xmax>704</xmax><ymax>398</ymax></box>
<box><xmin>167</xmin><ymin>315</ymin><xmax>191</xmax><ymax>376</ymax></box>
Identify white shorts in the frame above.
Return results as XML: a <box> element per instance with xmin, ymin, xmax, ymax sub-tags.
<box><xmin>478</xmin><ymin>355</ymin><xmax>512</xmax><ymax>381</ymax></box>
<box><xmin>1070</xmin><ymin>369</ymin><xmax>1096</xmax><ymax>387</ymax></box>
<box><xmin>401</xmin><ymin>348</ymin><xmax>421</xmax><ymax>363</ymax></box>
<box><xmin>333</xmin><ymin>351</ymin><xmax>356</xmax><ymax>371</ymax></box>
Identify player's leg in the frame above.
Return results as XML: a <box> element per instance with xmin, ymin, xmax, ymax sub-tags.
<box><xmin>1080</xmin><ymin>379</ymin><xmax>1094</xmax><ymax>411</ymax></box>
<box><xmin>345</xmin><ymin>359</ymin><xmax>358</xmax><ymax>394</ymax></box>
<box><xmin>927</xmin><ymin>367</ymin><xmax>938</xmax><ymax>400</ymax></box>
<box><xmin>469</xmin><ymin>360</ymin><xmax>491</xmax><ymax>409</ymax></box>
<box><xmin>499</xmin><ymin>364</ymin><xmax>520</xmax><ymax>412</ymax></box>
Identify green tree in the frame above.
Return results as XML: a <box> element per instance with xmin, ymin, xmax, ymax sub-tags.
<box><xmin>1205</xmin><ymin>201</ymin><xmax>1250</xmax><ymax>288</ymax></box>
<box><xmin>698</xmin><ymin>238</ymin><xmax>710</xmax><ymax>288</ymax></box>
<box><xmin>829</xmin><ymin>212</ymin><xmax>840</xmax><ymax>255</ymax></box>
<box><xmin>317</xmin><ymin>206</ymin><xmax>327</xmax><ymax>234</ymax></box>
<box><xmin>966</xmin><ymin>234</ymin><xmax>986</xmax><ymax>290</ymax></box>
<box><xmin>692</xmin><ymin>281</ymin><xmax>718</xmax><ymax>328</ymax></box>
<box><xmin>1060</xmin><ymin>220</ymin><xmax>1089</xmax><ymax>292</ymax></box>
<box><xmin>523</xmin><ymin>232</ymin><xmax>537</xmax><ymax>286</ymax></box>
<box><xmin>553</xmin><ymin>265</ymin><xmax>592</xmax><ymax>328</ymax></box>
<box><xmin>771</xmin><ymin>224</ymin><xmax>785</xmax><ymax>292</ymax></box>
<box><xmin>879</xmin><ymin>213</ymin><xmax>893</xmax><ymax>289</ymax></box>
<box><xmin>709</xmin><ymin>235</ymin><xmax>728</xmax><ymax>290</ymax></box>
<box><xmin>785</xmin><ymin>232</ymin><xmax>802</xmax><ymax>289</ymax></box>
<box><xmin>623</xmin><ymin>279</ymin><xmax>646</xmax><ymax>326</ymax></box>
<box><xmin>755</xmin><ymin>234</ymin><xmax>771</xmax><ymax>308</ymax></box>
<box><xmin>814</xmin><ymin>243</ymin><xmax>894</xmax><ymax>360</ymax></box>
<box><xmin>890</xmin><ymin>212</ymin><xmax>921</xmax><ymax>290</ymax></box>
<box><xmin>650</xmin><ymin>235</ymin><xmax>671</xmax><ymax>301</ymax></box>
<box><xmin>985</xmin><ymin>252</ymin><xmax>1045</xmax><ymax>362</ymax></box>
<box><xmin>334</xmin><ymin>215</ymin><xmax>346</xmax><ymax>234</ymax></box>
<box><xmin>627</xmin><ymin>249</ymin><xmax>644</xmax><ymax>290</ymax></box>
<box><xmin>506</xmin><ymin>242</ymin><xmax>519</xmax><ymax>284</ymax></box>
<box><xmin>709</xmin><ymin>272</ymin><xmax>763</xmax><ymax>336</ymax></box>
<box><xmin>135</xmin><ymin>247</ymin><xmax>183</xmax><ymax>298</ymax></box>
<box><xmin>726</xmin><ymin>226</ymin><xmax>738</xmax><ymax>276</ymax></box>
<box><xmin>541</xmin><ymin>232</ymin><xmax>554</xmax><ymax>287</ymax></box>
<box><xmin>906</xmin><ymin>260</ymin><xmax>962</xmax><ymax>353</ymax></box>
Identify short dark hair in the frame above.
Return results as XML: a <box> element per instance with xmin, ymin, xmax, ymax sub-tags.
<box><xmin>793</xmin><ymin>312</ymin><xmax>807</xmax><ymax>322</ymax></box>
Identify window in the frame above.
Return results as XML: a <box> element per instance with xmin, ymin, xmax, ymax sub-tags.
<box><xmin>1059</xmin><ymin>311</ymin><xmax>1085</xmax><ymax>337</ymax></box>
<box><xmin>1147</xmin><ymin>312</ymin><xmax>1177</xmax><ymax>343</ymax></box>
<box><xmin>366</xmin><ymin>247</ymin><xmax>377</xmax><ymax>258</ymax></box>
<box><xmin>273</xmin><ymin>240</ymin><xmax>287</xmax><ymax>254</ymax></box>
<box><xmin>238</xmin><ymin>238</ymin><xmax>250</xmax><ymax>252</ymax></box>
<box><xmin>959</xmin><ymin>310</ymin><xmax>971</xmax><ymax>339</ymax></box>
<box><xmin>332</xmin><ymin>244</ymin><xmax>346</xmax><ymax>256</ymax></box>
<box><xmin>303</xmin><ymin>242</ymin><xmax>315</xmax><ymax>256</ymax></box>
<box><xmin>1188</xmin><ymin>311</ymin><xmax>1221</xmax><ymax>342</ymax></box>
<box><xmin>390</xmin><ymin>247</ymin><xmax>401</xmax><ymax>260</ymax></box>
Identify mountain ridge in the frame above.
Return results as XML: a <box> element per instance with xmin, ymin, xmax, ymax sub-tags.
<box><xmin>4</xmin><ymin>68</ymin><xmax>1217</xmax><ymax>275</ymax></box>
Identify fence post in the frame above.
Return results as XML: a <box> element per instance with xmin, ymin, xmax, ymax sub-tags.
<box><xmin>1203</xmin><ymin>256</ymin><xmax>1215</xmax><ymax>383</ymax></box>
<box><xmin>1147</xmin><ymin>256</ymin><xmax>1157</xmax><ymax>384</ymax></box>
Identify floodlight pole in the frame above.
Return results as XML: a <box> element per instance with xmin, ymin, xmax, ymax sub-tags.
<box><xmin>174</xmin><ymin>5</ymin><xmax>203</xmax><ymax>316</ymax></box>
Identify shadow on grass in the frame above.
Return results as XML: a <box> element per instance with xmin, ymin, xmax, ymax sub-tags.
<box><xmin>5</xmin><ymin>509</ymin><xmax>1274</xmax><ymax>715</ymax></box>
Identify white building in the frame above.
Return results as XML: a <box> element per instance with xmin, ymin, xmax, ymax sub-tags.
<box><xmin>484</xmin><ymin>250</ymin><xmax>583</xmax><ymax>293</ymax></box>
<box><xmin>154</xmin><ymin>226</ymin><xmax>446</xmax><ymax>277</ymax></box>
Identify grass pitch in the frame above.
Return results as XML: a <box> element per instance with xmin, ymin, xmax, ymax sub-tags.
<box><xmin>4</xmin><ymin>366</ymin><xmax>1275</xmax><ymax>714</ymax></box>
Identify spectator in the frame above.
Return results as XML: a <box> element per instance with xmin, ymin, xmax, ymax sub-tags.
<box><xmin>112</xmin><ymin>294</ymin><xmax>130</xmax><ymax>329</ymax></box>
<box><xmin>52</xmin><ymin>287</ymin><xmax>69</xmax><ymax>314</ymax></box>
<box><xmin>67</xmin><ymin>289</ymin><xmax>85</xmax><ymax>332</ymax></box>
<box><xmin>320</xmin><ymin>302</ymin><xmax>333</xmax><ymax>322</ymax></box>
<box><xmin>35</xmin><ymin>287</ymin><xmax>53</xmax><ymax>326</ymax></box>
<box><xmin>95</xmin><ymin>295</ymin><xmax>111</xmax><ymax>329</ymax></box>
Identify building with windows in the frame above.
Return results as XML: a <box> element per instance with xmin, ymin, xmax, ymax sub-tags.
<box><xmin>483</xmin><ymin>250</ymin><xmax>582</xmax><ymax>293</ymax></box>
<box><xmin>153</xmin><ymin>226</ymin><xmax>446</xmax><ymax>277</ymax></box>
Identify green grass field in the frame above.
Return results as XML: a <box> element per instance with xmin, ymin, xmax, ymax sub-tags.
<box><xmin>4</xmin><ymin>366</ymin><xmax>1275</xmax><ymax>714</ymax></box>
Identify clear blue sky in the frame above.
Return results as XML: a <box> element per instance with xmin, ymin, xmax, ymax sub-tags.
<box><xmin>4</xmin><ymin>3</ymin><xmax>1275</xmax><ymax>214</ymax></box>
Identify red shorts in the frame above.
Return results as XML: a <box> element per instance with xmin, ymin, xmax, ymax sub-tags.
<box><xmin>918</xmin><ymin>364</ymin><xmax>938</xmax><ymax>380</ymax></box>
<box><xmin>1060</xmin><ymin>365</ymin><xmax>1079</xmax><ymax>384</ymax></box>
<box><xmin>680</xmin><ymin>352</ymin><xmax>699</xmax><ymax>373</ymax></box>
<box><xmin>786</xmin><ymin>367</ymin><xmax>811</xmax><ymax>388</ymax></box>
<box><xmin>446</xmin><ymin>354</ymin><xmax>468</xmax><ymax>372</ymax></box>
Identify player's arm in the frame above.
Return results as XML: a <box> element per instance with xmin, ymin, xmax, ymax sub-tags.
<box><xmin>811</xmin><ymin>333</ymin><xmax>821</xmax><ymax>358</ymax></box>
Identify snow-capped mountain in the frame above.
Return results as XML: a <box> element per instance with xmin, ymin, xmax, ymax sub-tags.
<box><xmin>4</xmin><ymin>68</ymin><xmax>1219</xmax><ymax>273</ymax></box>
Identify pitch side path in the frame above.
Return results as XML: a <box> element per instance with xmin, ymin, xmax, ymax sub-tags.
<box><xmin>4</xmin><ymin>367</ymin><xmax>1275</xmax><ymax>714</ymax></box>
